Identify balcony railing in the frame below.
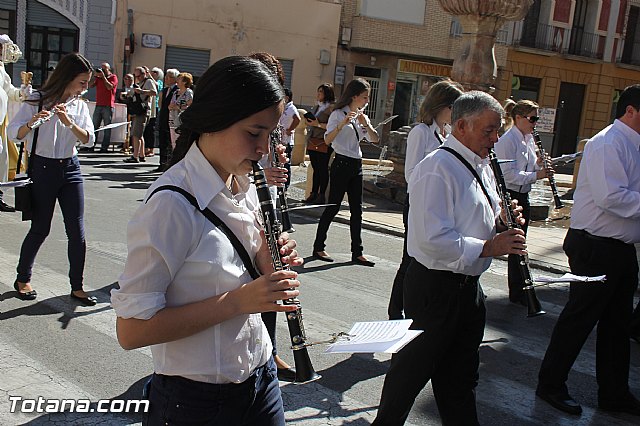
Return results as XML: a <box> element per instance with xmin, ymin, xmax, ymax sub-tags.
<box><xmin>510</xmin><ymin>21</ymin><xmax>603</xmax><ymax>60</ymax></box>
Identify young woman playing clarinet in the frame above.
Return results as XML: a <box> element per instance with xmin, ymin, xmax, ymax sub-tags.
<box><xmin>388</xmin><ymin>79</ymin><xmax>463</xmax><ymax>319</ymax></box>
<box><xmin>494</xmin><ymin>99</ymin><xmax>553</xmax><ymax>305</ymax></box>
<box><xmin>111</xmin><ymin>56</ymin><xmax>303</xmax><ymax>425</ymax></box>
<box><xmin>312</xmin><ymin>78</ymin><xmax>379</xmax><ymax>266</ymax></box>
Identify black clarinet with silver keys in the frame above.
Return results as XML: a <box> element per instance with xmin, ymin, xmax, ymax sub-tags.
<box><xmin>252</xmin><ymin>161</ymin><xmax>321</xmax><ymax>384</ymax></box>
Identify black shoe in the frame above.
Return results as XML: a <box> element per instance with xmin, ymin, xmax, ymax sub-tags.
<box><xmin>14</xmin><ymin>280</ymin><xmax>37</xmax><ymax>301</ymax></box>
<box><xmin>70</xmin><ymin>291</ymin><xmax>98</xmax><ymax>306</ymax></box>
<box><xmin>313</xmin><ymin>251</ymin><xmax>334</xmax><ymax>262</ymax></box>
<box><xmin>304</xmin><ymin>194</ymin><xmax>318</xmax><ymax>204</ymax></box>
<box><xmin>139</xmin><ymin>157</ymin><xmax>146</xmax><ymax>162</ymax></box>
<box><xmin>599</xmin><ymin>393</ymin><xmax>640</xmax><ymax>416</ymax></box>
<box><xmin>99</xmin><ymin>149</ymin><xmax>109</xmax><ymax>153</ymax></box>
<box><xmin>123</xmin><ymin>156</ymin><xmax>139</xmax><ymax>163</ymax></box>
<box><xmin>277</xmin><ymin>367</ymin><xmax>297</xmax><ymax>382</ymax></box>
<box><xmin>78</xmin><ymin>146</ymin><xmax>94</xmax><ymax>152</ymax></box>
<box><xmin>536</xmin><ymin>389</ymin><xmax>582</xmax><ymax>415</ymax></box>
<box><xmin>0</xmin><ymin>200</ymin><xmax>16</xmax><ymax>212</ymax></box>
<box><xmin>153</xmin><ymin>165</ymin><xmax>167</xmax><ymax>173</ymax></box>
<box><xmin>352</xmin><ymin>255</ymin><xmax>375</xmax><ymax>267</ymax></box>
<box><xmin>509</xmin><ymin>295</ymin><xmax>527</xmax><ymax>307</ymax></box>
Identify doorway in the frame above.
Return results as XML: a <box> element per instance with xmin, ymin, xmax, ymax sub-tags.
<box><xmin>392</xmin><ymin>81</ymin><xmax>414</xmax><ymax>130</ymax></box>
<box><xmin>553</xmin><ymin>82</ymin><xmax>585</xmax><ymax>156</ymax></box>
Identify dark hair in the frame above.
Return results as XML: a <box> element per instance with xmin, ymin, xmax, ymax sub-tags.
<box><xmin>284</xmin><ymin>87</ymin><xmax>293</xmax><ymax>101</ymax></box>
<box><xmin>248</xmin><ymin>52</ymin><xmax>285</xmax><ymax>86</ymax></box>
<box><xmin>317</xmin><ymin>83</ymin><xmax>335</xmax><ymax>103</ymax></box>
<box><xmin>334</xmin><ymin>78</ymin><xmax>370</xmax><ymax>110</ymax></box>
<box><xmin>615</xmin><ymin>84</ymin><xmax>640</xmax><ymax>119</ymax></box>
<box><xmin>28</xmin><ymin>52</ymin><xmax>92</xmax><ymax>108</ymax></box>
<box><xmin>169</xmin><ymin>56</ymin><xmax>285</xmax><ymax>167</ymax></box>
<box><xmin>418</xmin><ymin>79</ymin><xmax>464</xmax><ymax>125</ymax></box>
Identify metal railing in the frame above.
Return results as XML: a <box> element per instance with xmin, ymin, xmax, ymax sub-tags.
<box><xmin>510</xmin><ymin>21</ymin><xmax>603</xmax><ymax>59</ymax></box>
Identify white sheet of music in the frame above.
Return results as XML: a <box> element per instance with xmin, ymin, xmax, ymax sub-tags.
<box><xmin>535</xmin><ymin>273</ymin><xmax>606</xmax><ymax>283</ymax></box>
<box><xmin>325</xmin><ymin>320</ymin><xmax>422</xmax><ymax>354</ymax></box>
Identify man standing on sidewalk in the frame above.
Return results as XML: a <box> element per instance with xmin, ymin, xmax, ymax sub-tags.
<box><xmin>155</xmin><ymin>68</ymin><xmax>178</xmax><ymax>171</ymax></box>
<box><xmin>373</xmin><ymin>91</ymin><xmax>526</xmax><ymax>426</ymax></box>
<box><xmin>537</xmin><ymin>84</ymin><xmax>640</xmax><ymax>417</ymax></box>
<box><xmin>89</xmin><ymin>62</ymin><xmax>117</xmax><ymax>153</ymax></box>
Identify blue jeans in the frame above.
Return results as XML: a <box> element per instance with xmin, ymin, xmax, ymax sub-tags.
<box><xmin>93</xmin><ymin>105</ymin><xmax>114</xmax><ymax>151</ymax></box>
<box><xmin>144</xmin><ymin>357</ymin><xmax>285</xmax><ymax>425</ymax></box>
<box><xmin>17</xmin><ymin>155</ymin><xmax>86</xmax><ymax>290</ymax></box>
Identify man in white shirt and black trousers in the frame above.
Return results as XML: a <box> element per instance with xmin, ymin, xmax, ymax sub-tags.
<box><xmin>536</xmin><ymin>84</ymin><xmax>640</xmax><ymax>417</ymax></box>
<box><xmin>373</xmin><ymin>91</ymin><xmax>527</xmax><ymax>426</ymax></box>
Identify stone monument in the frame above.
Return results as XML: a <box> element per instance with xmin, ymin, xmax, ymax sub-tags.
<box><xmin>437</xmin><ymin>0</ymin><xmax>533</xmax><ymax>92</ymax></box>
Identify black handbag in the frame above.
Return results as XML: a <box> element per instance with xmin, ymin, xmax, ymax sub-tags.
<box><xmin>14</xmin><ymin>95</ymin><xmax>43</xmax><ymax>221</ymax></box>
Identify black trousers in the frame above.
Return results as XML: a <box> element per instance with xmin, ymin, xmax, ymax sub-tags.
<box><xmin>538</xmin><ymin>228</ymin><xmax>638</xmax><ymax>402</ymax></box>
<box><xmin>388</xmin><ymin>193</ymin><xmax>411</xmax><ymax>319</ymax></box>
<box><xmin>143</xmin><ymin>117</ymin><xmax>156</xmax><ymax>150</ymax></box>
<box><xmin>313</xmin><ymin>154</ymin><xmax>363</xmax><ymax>257</ymax></box>
<box><xmin>506</xmin><ymin>189</ymin><xmax>530</xmax><ymax>301</ymax></box>
<box><xmin>308</xmin><ymin>149</ymin><xmax>331</xmax><ymax>198</ymax></box>
<box><xmin>158</xmin><ymin>127</ymin><xmax>171</xmax><ymax>167</ymax></box>
<box><xmin>374</xmin><ymin>261</ymin><xmax>486</xmax><ymax>426</ymax></box>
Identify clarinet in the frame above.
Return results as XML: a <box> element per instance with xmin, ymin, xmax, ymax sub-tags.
<box><xmin>488</xmin><ymin>149</ymin><xmax>545</xmax><ymax>317</ymax></box>
<box><xmin>252</xmin><ymin>161</ymin><xmax>321</xmax><ymax>383</ymax></box>
<box><xmin>270</xmin><ymin>125</ymin><xmax>295</xmax><ymax>232</ymax></box>
<box><xmin>533</xmin><ymin>130</ymin><xmax>564</xmax><ymax>209</ymax></box>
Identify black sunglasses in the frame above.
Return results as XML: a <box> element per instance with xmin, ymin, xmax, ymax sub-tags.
<box><xmin>526</xmin><ymin>116</ymin><xmax>540</xmax><ymax>123</ymax></box>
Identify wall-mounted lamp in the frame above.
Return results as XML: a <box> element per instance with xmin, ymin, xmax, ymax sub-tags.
<box><xmin>370</xmin><ymin>56</ymin><xmax>376</xmax><ymax>66</ymax></box>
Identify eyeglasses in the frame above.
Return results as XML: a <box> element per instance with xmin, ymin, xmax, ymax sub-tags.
<box><xmin>526</xmin><ymin>116</ymin><xmax>540</xmax><ymax>123</ymax></box>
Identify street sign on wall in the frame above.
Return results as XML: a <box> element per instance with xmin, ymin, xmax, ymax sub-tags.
<box><xmin>537</xmin><ymin>107</ymin><xmax>556</xmax><ymax>133</ymax></box>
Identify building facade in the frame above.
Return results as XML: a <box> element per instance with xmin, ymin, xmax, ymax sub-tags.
<box><xmin>497</xmin><ymin>0</ymin><xmax>640</xmax><ymax>156</ymax></box>
<box><xmin>1</xmin><ymin>0</ymin><xmax>115</xmax><ymax>90</ymax></box>
<box><xmin>112</xmin><ymin>0</ymin><xmax>341</xmax><ymax>108</ymax></box>
<box><xmin>335</xmin><ymin>0</ymin><xmax>509</xmax><ymax>134</ymax></box>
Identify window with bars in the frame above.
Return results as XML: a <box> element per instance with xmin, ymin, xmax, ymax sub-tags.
<box><xmin>26</xmin><ymin>26</ymin><xmax>78</xmax><ymax>87</ymax></box>
<box><xmin>354</xmin><ymin>66</ymin><xmax>381</xmax><ymax>121</ymax></box>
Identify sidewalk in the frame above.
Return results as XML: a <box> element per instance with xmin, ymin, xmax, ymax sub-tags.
<box><xmin>288</xmin><ymin>164</ymin><xmax>572</xmax><ymax>274</ymax></box>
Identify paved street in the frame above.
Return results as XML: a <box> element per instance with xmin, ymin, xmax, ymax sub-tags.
<box><xmin>0</xmin><ymin>152</ymin><xmax>639</xmax><ymax>425</ymax></box>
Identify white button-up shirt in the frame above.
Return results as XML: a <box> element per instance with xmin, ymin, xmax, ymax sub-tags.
<box><xmin>571</xmin><ymin>119</ymin><xmax>640</xmax><ymax>244</ymax></box>
<box><xmin>407</xmin><ymin>135</ymin><xmax>501</xmax><ymax>276</ymax></box>
<box><xmin>494</xmin><ymin>126</ymin><xmax>540</xmax><ymax>193</ymax></box>
<box><xmin>8</xmin><ymin>92</ymin><xmax>95</xmax><ymax>158</ymax></box>
<box><xmin>404</xmin><ymin>122</ymin><xmax>443</xmax><ymax>184</ymax></box>
<box><xmin>325</xmin><ymin>105</ymin><xmax>373</xmax><ymax>159</ymax></box>
<box><xmin>279</xmin><ymin>101</ymin><xmax>300</xmax><ymax>146</ymax></box>
<box><xmin>111</xmin><ymin>143</ymin><xmax>271</xmax><ymax>384</ymax></box>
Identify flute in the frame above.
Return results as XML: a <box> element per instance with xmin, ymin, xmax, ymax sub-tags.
<box><xmin>29</xmin><ymin>90</ymin><xmax>88</xmax><ymax>130</ymax></box>
<box><xmin>533</xmin><ymin>130</ymin><xmax>563</xmax><ymax>209</ymax></box>
<box><xmin>489</xmin><ymin>149</ymin><xmax>545</xmax><ymax>317</ymax></box>
<box><xmin>252</xmin><ymin>161</ymin><xmax>321</xmax><ymax>384</ymax></box>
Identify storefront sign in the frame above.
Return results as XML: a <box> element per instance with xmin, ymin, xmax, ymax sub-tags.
<box><xmin>537</xmin><ymin>108</ymin><xmax>556</xmax><ymax>133</ymax></box>
<box><xmin>398</xmin><ymin>59</ymin><xmax>451</xmax><ymax>77</ymax></box>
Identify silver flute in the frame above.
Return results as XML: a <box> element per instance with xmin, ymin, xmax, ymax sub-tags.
<box><xmin>29</xmin><ymin>90</ymin><xmax>87</xmax><ymax>130</ymax></box>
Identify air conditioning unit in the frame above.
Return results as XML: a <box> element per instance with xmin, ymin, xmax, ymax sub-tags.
<box><xmin>341</xmin><ymin>27</ymin><xmax>352</xmax><ymax>45</ymax></box>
